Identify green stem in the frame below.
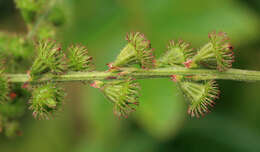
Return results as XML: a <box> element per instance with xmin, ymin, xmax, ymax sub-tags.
<box><xmin>6</xmin><ymin>67</ymin><xmax>260</xmax><ymax>83</ymax></box>
<box><xmin>26</xmin><ymin>0</ymin><xmax>57</xmax><ymax>39</ymax></box>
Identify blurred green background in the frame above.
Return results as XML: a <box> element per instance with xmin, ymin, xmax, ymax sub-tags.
<box><xmin>1</xmin><ymin>0</ymin><xmax>260</xmax><ymax>151</ymax></box>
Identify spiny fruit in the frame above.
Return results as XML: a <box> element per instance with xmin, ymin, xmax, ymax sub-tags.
<box><xmin>30</xmin><ymin>40</ymin><xmax>66</xmax><ymax>80</ymax></box>
<box><xmin>91</xmin><ymin>79</ymin><xmax>140</xmax><ymax>118</ymax></box>
<box><xmin>178</xmin><ymin>80</ymin><xmax>220</xmax><ymax>118</ymax></box>
<box><xmin>67</xmin><ymin>44</ymin><xmax>93</xmax><ymax>72</ymax></box>
<box><xmin>109</xmin><ymin>32</ymin><xmax>155</xmax><ymax>70</ymax></box>
<box><xmin>186</xmin><ymin>31</ymin><xmax>234</xmax><ymax>71</ymax></box>
<box><xmin>29</xmin><ymin>83</ymin><xmax>65</xmax><ymax>120</ymax></box>
<box><xmin>157</xmin><ymin>40</ymin><xmax>194</xmax><ymax>68</ymax></box>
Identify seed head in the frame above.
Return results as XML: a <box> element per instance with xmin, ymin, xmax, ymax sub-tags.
<box><xmin>178</xmin><ymin>80</ymin><xmax>220</xmax><ymax>118</ymax></box>
<box><xmin>29</xmin><ymin>83</ymin><xmax>65</xmax><ymax>120</ymax></box>
<box><xmin>111</xmin><ymin>32</ymin><xmax>155</xmax><ymax>69</ymax></box>
<box><xmin>94</xmin><ymin>79</ymin><xmax>140</xmax><ymax>118</ymax></box>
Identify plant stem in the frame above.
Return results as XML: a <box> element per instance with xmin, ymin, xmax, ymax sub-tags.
<box><xmin>6</xmin><ymin>67</ymin><xmax>260</xmax><ymax>83</ymax></box>
<box><xmin>26</xmin><ymin>0</ymin><xmax>57</xmax><ymax>39</ymax></box>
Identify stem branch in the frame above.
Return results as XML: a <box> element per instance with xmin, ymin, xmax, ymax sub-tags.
<box><xmin>26</xmin><ymin>0</ymin><xmax>57</xmax><ymax>39</ymax></box>
<box><xmin>6</xmin><ymin>67</ymin><xmax>260</xmax><ymax>83</ymax></box>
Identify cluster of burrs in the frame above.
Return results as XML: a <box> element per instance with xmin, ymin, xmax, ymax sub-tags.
<box><xmin>0</xmin><ymin>0</ymin><xmax>68</xmax><ymax>137</ymax></box>
<box><xmin>0</xmin><ymin>40</ymin><xmax>93</xmax><ymax>120</ymax></box>
<box><xmin>157</xmin><ymin>31</ymin><xmax>234</xmax><ymax>117</ymax></box>
<box><xmin>27</xmin><ymin>40</ymin><xmax>94</xmax><ymax>120</ymax></box>
<box><xmin>0</xmin><ymin>31</ymin><xmax>234</xmax><ymax>121</ymax></box>
<box><xmin>93</xmin><ymin>31</ymin><xmax>234</xmax><ymax>118</ymax></box>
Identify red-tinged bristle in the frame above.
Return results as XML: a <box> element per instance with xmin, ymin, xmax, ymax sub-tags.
<box><xmin>171</xmin><ymin>75</ymin><xmax>178</xmax><ymax>82</ymax></box>
<box><xmin>133</xmin><ymin>102</ymin><xmax>139</xmax><ymax>105</ymax></box>
<box><xmin>218</xmin><ymin>32</ymin><xmax>224</xmax><ymax>36</ymax></box>
<box><xmin>210</xmin><ymin>99</ymin><xmax>216</xmax><ymax>104</ymax></box>
<box><xmin>27</xmin><ymin>70</ymin><xmax>31</xmax><ymax>76</ymax></box>
<box><xmin>22</xmin><ymin>82</ymin><xmax>29</xmax><ymax>89</ymax></box>
<box><xmin>195</xmin><ymin>111</ymin><xmax>200</xmax><ymax>118</ymax></box>
<box><xmin>187</xmin><ymin>107</ymin><xmax>191</xmax><ymax>115</ymax></box>
<box><xmin>191</xmin><ymin>111</ymin><xmax>195</xmax><ymax>117</ymax></box>
<box><xmin>229</xmin><ymin>46</ymin><xmax>234</xmax><ymax>50</ymax></box>
<box><xmin>105</xmin><ymin>76</ymin><xmax>117</xmax><ymax>80</ymax></box>
<box><xmin>198</xmin><ymin>107</ymin><xmax>202</xmax><ymax>115</ymax></box>
<box><xmin>106</xmin><ymin>63</ymin><xmax>114</xmax><ymax>70</ymax></box>
<box><xmin>10</xmin><ymin>92</ymin><xmax>17</xmax><ymax>99</ymax></box>
<box><xmin>183</xmin><ymin>59</ymin><xmax>192</xmax><ymax>68</ymax></box>
<box><xmin>206</xmin><ymin>109</ymin><xmax>211</xmax><ymax>114</ymax></box>
<box><xmin>32</xmin><ymin>111</ymin><xmax>37</xmax><ymax>118</ymax></box>
<box><xmin>200</xmin><ymin>110</ymin><xmax>205</xmax><ymax>117</ymax></box>
<box><xmin>126</xmin><ymin>33</ymin><xmax>129</xmax><ymax>40</ymax></box>
<box><xmin>208</xmin><ymin>102</ymin><xmax>214</xmax><ymax>107</ymax></box>
<box><xmin>185</xmin><ymin>75</ymin><xmax>193</xmax><ymax>79</ymax></box>
<box><xmin>16</xmin><ymin>131</ymin><xmax>23</xmax><ymax>136</ymax></box>
<box><xmin>90</xmin><ymin>82</ymin><xmax>99</xmax><ymax>88</ymax></box>
<box><xmin>202</xmin><ymin>107</ymin><xmax>208</xmax><ymax>113</ymax></box>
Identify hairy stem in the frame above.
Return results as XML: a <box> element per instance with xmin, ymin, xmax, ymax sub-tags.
<box><xmin>6</xmin><ymin>67</ymin><xmax>260</xmax><ymax>83</ymax></box>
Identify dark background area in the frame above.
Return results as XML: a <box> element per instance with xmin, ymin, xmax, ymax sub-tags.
<box><xmin>1</xmin><ymin>0</ymin><xmax>260</xmax><ymax>152</ymax></box>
